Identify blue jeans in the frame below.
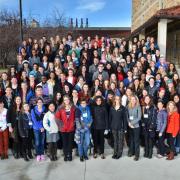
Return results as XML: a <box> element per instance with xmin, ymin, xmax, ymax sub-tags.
<box><xmin>33</xmin><ymin>129</ymin><xmax>45</xmax><ymax>155</ymax></box>
<box><xmin>78</xmin><ymin>130</ymin><xmax>90</xmax><ymax>157</ymax></box>
<box><xmin>175</xmin><ymin>133</ymin><xmax>180</xmax><ymax>153</ymax></box>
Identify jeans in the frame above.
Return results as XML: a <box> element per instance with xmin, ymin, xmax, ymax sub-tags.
<box><xmin>112</xmin><ymin>130</ymin><xmax>124</xmax><ymax>157</ymax></box>
<box><xmin>78</xmin><ymin>130</ymin><xmax>90</xmax><ymax>157</ymax></box>
<box><xmin>33</xmin><ymin>129</ymin><xmax>45</xmax><ymax>155</ymax></box>
<box><xmin>129</xmin><ymin>127</ymin><xmax>140</xmax><ymax>158</ymax></box>
<box><xmin>175</xmin><ymin>133</ymin><xmax>180</xmax><ymax>153</ymax></box>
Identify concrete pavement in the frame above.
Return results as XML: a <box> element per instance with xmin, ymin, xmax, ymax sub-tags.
<box><xmin>0</xmin><ymin>142</ymin><xmax>180</xmax><ymax>180</ymax></box>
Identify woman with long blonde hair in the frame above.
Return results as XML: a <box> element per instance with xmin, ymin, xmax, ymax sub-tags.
<box><xmin>127</xmin><ymin>95</ymin><xmax>142</xmax><ymax>161</ymax></box>
<box><xmin>166</xmin><ymin>101</ymin><xmax>180</xmax><ymax>160</ymax></box>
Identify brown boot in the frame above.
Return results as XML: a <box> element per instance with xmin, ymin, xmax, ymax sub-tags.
<box><xmin>166</xmin><ymin>152</ymin><xmax>174</xmax><ymax>160</ymax></box>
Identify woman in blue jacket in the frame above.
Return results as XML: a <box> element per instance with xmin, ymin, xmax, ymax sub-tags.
<box><xmin>75</xmin><ymin>98</ymin><xmax>92</xmax><ymax>162</ymax></box>
<box><xmin>31</xmin><ymin>98</ymin><xmax>46</xmax><ymax>162</ymax></box>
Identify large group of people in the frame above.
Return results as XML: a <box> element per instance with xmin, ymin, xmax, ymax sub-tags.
<box><xmin>0</xmin><ymin>34</ymin><xmax>179</xmax><ymax>163</ymax></box>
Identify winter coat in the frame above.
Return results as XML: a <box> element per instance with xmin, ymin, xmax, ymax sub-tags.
<box><xmin>166</xmin><ymin>112</ymin><xmax>180</xmax><ymax>137</ymax></box>
<box><xmin>91</xmin><ymin>104</ymin><xmax>108</xmax><ymax>130</ymax></box>
<box><xmin>43</xmin><ymin>111</ymin><xmax>58</xmax><ymax>134</ymax></box>
<box><xmin>109</xmin><ymin>106</ymin><xmax>128</xmax><ymax>131</ymax></box>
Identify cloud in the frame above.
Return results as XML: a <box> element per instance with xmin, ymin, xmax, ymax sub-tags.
<box><xmin>76</xmin><ymin>0</ymin><xmax>106</xmax><ymax>12</ymax></box>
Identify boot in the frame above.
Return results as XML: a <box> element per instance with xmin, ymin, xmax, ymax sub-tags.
<box><xmin>166</xmin><ymin>151</ymin><xmax>174</xmax><ymax>160</ymax></box>
<box><xmin>28</xmin><ymin>151</ymin><xmax>33</xmax><ymax>159</ymax></box>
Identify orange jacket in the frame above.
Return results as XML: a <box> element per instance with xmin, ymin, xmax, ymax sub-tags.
<box><xmin>166</xmin><ymin>112</ymin><xmax>180</xmax><ymax>137</ymax></box>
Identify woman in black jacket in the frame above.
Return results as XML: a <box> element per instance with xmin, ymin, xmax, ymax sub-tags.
<box><xmin>7</xmin><ymin>96</ymin><xmax>22</xmax><ymax>159</ymax></box>
<box><xmin>18</xmin><ymin>103</ymin><xmax>33</xmax><ymax>161</ymax></box>
<box><xmin>109</xmin><ymin>96</ymin><xmax>128</xmax><ymax>159</ymax></box>
<box><xmin>91</xmin><ymin>96</ymin><xmax>108</xmax><ymax>159</ymax></box>
<box><xmin>142</xmin><ymin>95</ymin><xmax>157</xmax><ymax>159</ymax></box>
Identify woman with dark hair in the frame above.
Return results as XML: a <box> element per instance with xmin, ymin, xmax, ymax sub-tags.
<box><xmin>78</xmin><ymin>84</ymin><xmax>90</xmax><ymax>103</ymax></box>
<box><xmin>156</xmin><ymin>100</ymin><xmax>167</xmax><ymax>158</ymax></box>
<box><xmin>43</xmin><ymin>102</ymin><xmax>59</xmax><ymax>161</ymax></box>
<box><xmin>167</xmin><ymin>63</ymin><xmax>177</xmax><ymax>79</ymax></box>
<box><xmin>7</xmin><ymin>96</ymin><xmax>22</xmax><ymax>159</ymax></box>
<box><xmin>53</xmin><ymin>91</ymin><xmax>62</xmax><ymax>109</ymax></box>
<box><xmin>31</xmin><ymin>98</ymin><xmax>46</xmax><ymax>162</ymax></box>
<box><xmin>55</xmin><ymin>95</ymin><xmax>78</xmax><ymax>161</ymax></box>
<box><xmin>142</xmin><ymin>95</ymin><xmax>157</xmax><ymax>159</ymax></box>
<box><xmin>109</xmin><ymin>96</ymin><xmax>128</xmax><ymax>159</ymax></box>
<box><xmin>91</xmin><ymin>96</ymin><xmax>108</xmax><ymax>159</ymax></box>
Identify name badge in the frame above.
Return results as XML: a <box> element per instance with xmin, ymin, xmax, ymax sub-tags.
<box><xmin>83</xmin><ymin>113</ymin><xmax>88</xmax><ymax>118</ymax></box>
<box><xmin>130</xmin><ymin>116</ymin><xmax>134</xmax><ymax>120</ymax></box>
<box><xmin>29</xmin><ymin>121</ymin><xmax>33</xmax><ymax>126</ymax></box>
<box><xmin>144</xmin><ymin>114</ymin><xmax>148</xmax><ymax>118</ymax></box>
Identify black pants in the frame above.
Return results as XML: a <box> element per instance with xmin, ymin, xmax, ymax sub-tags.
<box><xmin>92</xmin><ymin>129</ymin><xmax>105</xmax><ymax>154</ymax></box>
<box><xmin>129</xmin><ymin>127</ymin><xmax>140</xmax><ymax>158</ymax></box>
<box><xmin>156</xmin><ymin>132</ymin><xmax>166</xmax><ymax>156</ymax></box>
<box><xmin>144</xmin><ymin>130</ymin><xmax>154</xmax><ymax>157</ymax></box>
<box><xmin>112</xmin><ymin>130</ymin><xmax>124</xmax><ymax>157</ymax></box>
<box><xmin>167</xmin><ymin>133</ymin><xmax>176</xmax><ymax>153</ymax></box>
<box><xmin>22</xmin><ymin>136</ymin><xmax>32</xmax><ymax>156</ymax></box>
<box><xmin>61</xmin><ymin>132</ymin><xmax>74</xmax><ymax>157</ymax></box>
<box><xmin>48</xmin><ymin>142</ymin><xmax>57</xmax><ymax>157</ymax></box>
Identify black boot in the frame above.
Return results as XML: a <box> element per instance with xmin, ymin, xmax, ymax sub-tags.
<box><xmin>24</xmin><ymin>155</ymin><xmax>29</xmax><ymax>162</ymax></box>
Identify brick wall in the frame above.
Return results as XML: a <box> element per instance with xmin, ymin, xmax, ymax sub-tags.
<box><xmin>132</xmin><ymin>0</ymin><xmax>180</xmax><ymax>32</ymax></box>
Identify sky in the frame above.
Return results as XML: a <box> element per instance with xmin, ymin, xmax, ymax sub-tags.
<box><xmin>0</xmin><ymin>0</ymin><xmax>132</xmax><ymax>27</ymax></box>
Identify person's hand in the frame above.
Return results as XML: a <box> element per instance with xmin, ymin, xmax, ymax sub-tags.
<box><xmin>9</xmin><ymin>127</ymin><xmax>13</xmax><ymax>133</ymax></box>
<box><xmin>159</xmin><ymin>133</ymin><xmax>162</xmax><ymax>137</ymax></box>
<box><xmin>40</xmin><ymin>128</ymin><xmax>45</xmax><ymax>132</ymax></box>
<box><xmin>0</xmin><ymin>128</ymin><xmax>3</xmax><ymax>132</ymax></box>
<box><xmin>104</xmin><ymin>130</ymin><xmax>109</xmax><ymax>135</ymax></box>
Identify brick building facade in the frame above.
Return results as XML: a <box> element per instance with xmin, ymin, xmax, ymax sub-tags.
<box><xmin>131</xmin><ymin>0</ymin><xmax>180</xmax><ymax>66</ymax></box>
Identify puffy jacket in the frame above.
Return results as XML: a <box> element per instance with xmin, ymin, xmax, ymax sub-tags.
<box><xmin>109</xmin><ymin>106</ymin><xmax>128</xmax><ymax>131</ymax></box>
<box><xmin>43</xmin><ymin>111</ymin><xmax>58</xmax><ymax>134</ymax></box>
<box><xmin>31</xmin><ymin>106</ymin><xmax>46</xmax><ymax>130</ymax></box>
<box><xmin>91</xmin><ymin>105</ymin><xmax>108</xmax><ymax>130</ymax></box>
<box><xmin>55</xmin><ymin>106</ymin><xmax>77</xmax><ymax>132</ymax></box>
<box><xmin>166</xmin><ymin>112</ymin><xmax>180</xmax><ymax>137</ymax></box>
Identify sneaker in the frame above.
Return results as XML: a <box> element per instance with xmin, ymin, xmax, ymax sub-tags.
<box><xmin>36</xmin><ymin>155</ymin><xmax>41</xmax><ymax>162</ymax></box>
<box><xmin>40</xmin><ymin>155</ymin><xmax>45</xmax><ymax>161</ymax></box>
<box><xmin>157</xmin><ymin>154</ymin><xmax>164</xmax><ymax>158</ymax></box>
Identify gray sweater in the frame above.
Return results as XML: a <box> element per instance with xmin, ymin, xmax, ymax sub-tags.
<box><xmin>127</xmin><ymin>105</ymin><xmax>142</xmax><ymax>128</ymax></box>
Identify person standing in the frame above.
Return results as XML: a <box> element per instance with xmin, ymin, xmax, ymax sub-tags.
<box><xmin>0</xmin><ymin>100</ymin><xmax>8</xmax><ymax>159</ymax></box>
<box><xmin>55</xmin><ymin>95</ymin><xmax>78</xmax><ymax>161</ymax></box>
<box><xmin>31</xmin><ymin>98</ymin><xmax>46</xmax><ymax>162</ymax></box>
<box><xmin>127</xmin><ymin>95</ymin><xmax>142</xmax><ymax>161</ymax></box>
<box><xmin>7</xmin><ymin>96</ymin><xmax>22</xmax><ymax>159</ymax></box>
<box><xmin>91</xmin><ymin>96</ymin><xmax>108</xmax><ymax>159</ymax></box>
<box><xmin>43</xmin><ymin>102</ymin><xmax>59</xmax><ymax>161</ymax></box>
<box><xmin>18</xmin><ymin>103</ymin><xmax>34</xmax><ymax>161</ymax></box>
<box><xmin>142</xmin><ymin>95</ymin><xmax>157</xmax><ymax>159</ymax></box>
<box><xmin>75</xmin><ymin>98</ymin><xmax>92</xmax><ymax>162</ymax></box>
<box><xmin>156</xmin><ymin>101</ymin><xmax>167</xmax><ymax>158</ymax></box>
<box><xmin>109</xmin><ymin>96</ymin><xmax>128</xmax><ymax>159</ymax></box>
<box><xmin>166</xmin><ymin>101</ymin><xmax>180</xmax><ymax>160</ymax></box>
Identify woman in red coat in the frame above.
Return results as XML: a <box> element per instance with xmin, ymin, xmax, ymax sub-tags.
<box><xmin>55</xmin><ymin>95</ymin><xmax>78</xmax><ymax>161</ymax></box>
<box><xmin>166</xmin><ymin>101</ymin><xmax>180</xmax><ymax>160</ymax></box>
